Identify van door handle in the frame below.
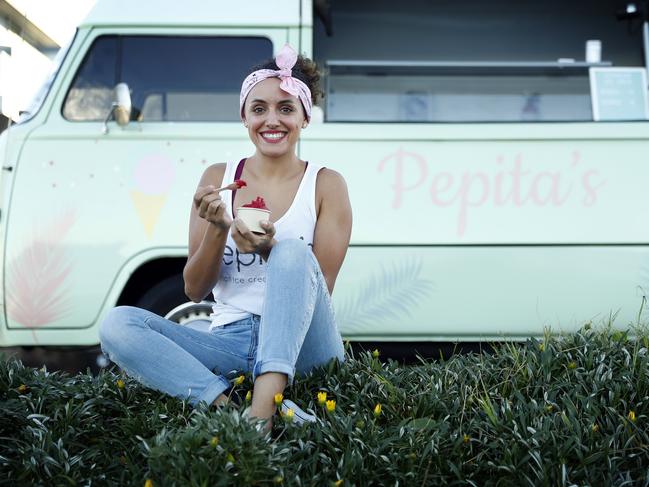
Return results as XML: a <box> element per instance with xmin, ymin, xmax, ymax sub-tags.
<box><xmin>2</xmin><ymin>166</ymin><xmax>13</xmax><ymax>172</ymax></box>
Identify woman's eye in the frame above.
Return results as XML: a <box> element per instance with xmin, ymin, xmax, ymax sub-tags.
<box><xmin>252</xmin><ymin>107</ymin><xmax>264</xmax><ymax>113</ymax></box>
<box><xmin>281</xmin><ymin>106</ymin><xmax>294</xmax><ymax>113</ymax></box>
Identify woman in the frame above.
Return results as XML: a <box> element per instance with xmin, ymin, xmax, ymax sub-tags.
<box><xmin>99</xmin><ymin>44</ymin><xmax>352</xmax><ymax>431</ymax></box>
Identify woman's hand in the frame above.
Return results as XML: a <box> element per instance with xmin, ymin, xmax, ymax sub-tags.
<box><xmin>231</xmin><ymin>218</ymin><xmax>277</xmax><ymax>260</ymax></box>
<box><xmin>193</xmin><ymin>185</ymin><xmax>233</xmax><ymax>230</ymax></box>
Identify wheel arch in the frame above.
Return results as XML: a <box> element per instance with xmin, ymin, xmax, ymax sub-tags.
<box><xmin>115</xmin><ymin>256</ymin><xmax>187</xmax><ymax>307</ymax></box>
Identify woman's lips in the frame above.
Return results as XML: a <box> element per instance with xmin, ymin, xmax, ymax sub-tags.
<box><xmin>260</xmin><ymin>131</ymin><xmax>287</xmax><ymax>143</ymax></box>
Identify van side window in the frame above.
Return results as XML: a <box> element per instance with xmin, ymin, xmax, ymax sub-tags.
<box><xmin>63</xmin><ymin>36</ymin><xmax>272</xmax><ymax>122</ymax></box>
<box><xmin>62</xmin><ymin>36</ymin><xmax>118</xmax><ymax>121</ymax></box>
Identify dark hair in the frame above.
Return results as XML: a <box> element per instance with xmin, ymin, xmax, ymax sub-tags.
<box><xmin>250</xmin><ymin>55</ymin><xmax>323</xmax><ymax>105</ymax></box>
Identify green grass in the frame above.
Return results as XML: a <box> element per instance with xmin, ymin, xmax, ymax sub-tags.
<box><xmin>1</xmin><ymin>325</ymin><xmax>648</xmax><ymax>486</ymax></box>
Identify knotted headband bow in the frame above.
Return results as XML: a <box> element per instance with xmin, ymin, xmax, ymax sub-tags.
<box><xmin>239</xmin><ymin>44</ymin><xmax>313</xmax><ymax>122</ymax></box>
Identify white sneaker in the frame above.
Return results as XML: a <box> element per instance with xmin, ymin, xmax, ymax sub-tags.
<box><xmin>281</xmin><ymin>399</ymin><xmax>317</xmax><ymax>425</ymax></box>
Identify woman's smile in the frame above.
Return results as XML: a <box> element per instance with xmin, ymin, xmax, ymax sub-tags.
<box><xmin>260</xmin><ymin>130</ymin><xmax>288</xmax><ymax>143</ymax></box>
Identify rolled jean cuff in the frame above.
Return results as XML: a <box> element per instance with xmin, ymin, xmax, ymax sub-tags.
<box><xmin>253</xmin><ymin>359</ymin><xmax>295</xmax><ymax>385</ymax></box>
<box><xmin>195</xmin><ymin>375</ymin><xmax>232</xmax><ymax>407</ymax></box>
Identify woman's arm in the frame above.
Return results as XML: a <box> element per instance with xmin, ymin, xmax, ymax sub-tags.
<box><xmin>183</xmin><ymin>164</ymin><xmax>232</xmax><ymax>302</ymax></box>
<box><xmin>312</xmin><ymin>169</ymin><xmax>353</xmax><ymax>294</ymax></box>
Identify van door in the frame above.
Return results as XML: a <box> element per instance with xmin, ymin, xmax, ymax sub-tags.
<box><xmin>4</xmin><ymin>28</ymin><xmax>286</xmax><ymax>343</ymax></box>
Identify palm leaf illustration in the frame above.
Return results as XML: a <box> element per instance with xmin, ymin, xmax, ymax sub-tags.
<box><xmin>6</xmin><ymin>210</ymin><xmax>77</xmax><ymax>342</ymax></box>
<box><xmin>335</xmin><ymin>258</ymin><xmax>435</xmax><ymax>335</ymax></box>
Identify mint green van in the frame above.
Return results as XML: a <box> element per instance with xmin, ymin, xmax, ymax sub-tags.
<box><xmin>2</xmin><ymin>0</ymin><xmax>648</xmax><ymax>350</ymax></box>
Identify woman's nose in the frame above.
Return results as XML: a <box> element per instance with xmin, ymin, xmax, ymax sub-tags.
<box><xmin>265</xmin><ymin>110</ymin><xmax>280</xmax><ymax>127</ymax></box>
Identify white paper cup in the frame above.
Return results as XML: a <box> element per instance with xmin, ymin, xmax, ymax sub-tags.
<box><xmin>236</xmin><ymin>207</ymin><xmax>271</xmax><ymax>234</ymax></box>
<box><xmin>586</xmin><ymin>40</ymin><xmax>601</xmax><ymax>63</ymax></box>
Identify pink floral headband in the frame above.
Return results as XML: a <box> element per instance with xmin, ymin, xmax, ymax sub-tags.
<box><xmin>239</xmin><ymin>44</ymin><xmax>312</xmax><ymax>122</ymax></box>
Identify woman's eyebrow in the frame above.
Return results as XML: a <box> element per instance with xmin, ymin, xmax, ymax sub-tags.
<box><xmin>250</xmin><ymin>98</ymin><xmax>296</xmax><ymax>105</ymax></box>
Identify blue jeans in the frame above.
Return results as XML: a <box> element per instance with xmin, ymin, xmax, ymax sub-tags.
<box><xmin>99</xmin><ymin>239</ymin><xmax>345</xmax><ymax>406</ymax></box>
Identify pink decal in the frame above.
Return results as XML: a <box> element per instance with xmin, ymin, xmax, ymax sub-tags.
<box><xmin>494</xmin><ymin>155</ymin><xmax>508</xmax><ymax>206</ymax></box>
<box><xmin>132</xmin><ymin>153</ymin><xmax>176</xmax><ymax>238</ymax></box>
<box><xmin>582</xmin><ymin>170</ymin><xmax>606</xmax><ymax>206</ymax></box>
<box><xmin>375</xmin><ymin>148</ymin><xmax>606</xmax><ymax>237</ymax></box>
<box><xmin>510</xmin><ymin>154</ymin><xmax>530</xmax><ymax>207</ymax></box>
<box><xmin>528</xmin><ymin>171</ymin><xmax>571</xmax><ymax>205</ymax></box>
<box><xmin>456</xmin><ymin>172</ymin><xmax>490</xmax><ymax>236</ymax></box>
<box><xmin>429</xmin><ymin>172</ymin><xmax>455</xmax><ymax>206</ymax></box>
<box><xmin>6</xmin><ymin>210</ymin><xmax>77</xmax><ymax>342</ymax></box>
<box><xmin>133</xmin><ymin>154</ymin><xmax>176</xmax><ymax>195</ymax></box>
<box><xmin>572</xmin><ymin>151</ymin><xmax>581</xmax><ymax>167</ymax></box>
<box><xmin>377</xmin><ymin>147</ymin><xmax>428</xmax><ymax>209</ymax></box>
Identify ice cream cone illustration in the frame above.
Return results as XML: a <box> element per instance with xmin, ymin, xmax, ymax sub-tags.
<box><xmin>130</xmin><ymin>191</ymin><xmax>168</xmax><ymax>238</ymax></box>
<box><xmin>131</xmin><ymin>153</ymin><xmax>176</xmax><ymax>238</ymax></box>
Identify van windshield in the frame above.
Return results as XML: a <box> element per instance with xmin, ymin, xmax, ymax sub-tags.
<box><xmin>17</xmin><ymin>31</ymin><xmax>76</xmax><ymax>124</ymax></box>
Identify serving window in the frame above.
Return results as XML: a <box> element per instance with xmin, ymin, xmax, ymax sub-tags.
<box><xmin>314</xmin><ymin>0</ymin><xmax>647</xmax><ymax>123</ymax></box>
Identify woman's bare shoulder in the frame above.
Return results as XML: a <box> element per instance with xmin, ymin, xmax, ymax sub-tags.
<box><xmin>198</xmin><ymin>163</ymin><xmax>228</xmax><ymax>187</ymax></box>
<box><xmin>315</xmin><ymin>168</ymin><xmax>349</xmax><ymax>217</ymax></box>
<box><xmin>316</xmin><ymin>167</ymin><xmax>348</xmax><ymax>194</ymax></box>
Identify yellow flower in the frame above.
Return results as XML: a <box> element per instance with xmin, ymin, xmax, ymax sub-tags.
<box><xmin>538</xmin><ymin>343</ymin><xmax>545</xmax><ymax>352</ymax></box>
<box><xmin>372</xmin><ymin>349</ymin><xmax>380</xmax><ymax>358</ymax></box>
<box><xmin>628</xmin><ymin>410</ymin><xmax>636</xmax><ymax>422</ymax></box>
<box><xmin>273</xmin><ymin>475</ymin><xmax>284</xmax><ymax>484</ymax></box>
<box><xmin>567</xmin><ymin>361</ymin><xmax>577</xmax><ymax>370</ymax></box>
<box><xmin>332</xmin><ymin>480</ymin><xmax>343</xmax><ymax>487</ymax></box>
<box><xmin>326</xmin><ymin>399</ymin><xmax>336</xmax><ymax>413</ymax></box>
<box><xmin>116</xmin><ymin>379</ymin><xmax>125</xmax><ymax>389</ymax></box>
<box><xmin>210</xmin><ymin>436</ymin><xmax>219</xmax><ymax>447</ymax></box>
<box><xmin>274</xmin><ymin>393</ymin><xmax>283</xmax><ymax>407</ymax></box>
<box><xmin>317</xmin><ymin>391</ymin><xmax>327</xmax><ymax>406</ymax></box>
<box><xmin>17</xmin><ymin>384</ymin><xmax>29</xmax><ymax>394</ymax></box>
<box><xmin>226</xmin><ymin>453</ymin><xmax>235</xmax><ymax>463</ymax></box>
<box><xmin>463</xmin><ymin>433</ymin><xmax>470</xmax><ymax>443</ymax></box>
<box><xmin>233</xmin><ymin>375</ymin><xmax>245</xmax><ymax>386</ymax></box>
<box><xmin>245</xmin><ymin>390</ymin><xmax>252</xmax><ymax>402</ymax></box>
<box><xmin>284</xmin><ymin>408</ymin><xmax>295</xmax><ymax>422</ymax></box>
<box><xmin>591</xmin><ymin>423</ymin><xmax>599</xmax><ymax>433</ymax></box>
<box><xmin>373</xmin><ymin>404</ymin><xmax>382</xmax><ymax>418</ymax></box>
<box><xmin>144</xmin><ymin>480</ymin><xmax>153</xmax><ymax>487</ymax></box>
<box><xmin>545</xmin><ymin>404</ymin><xmax>553</xmax><ymax>413</ymax></box>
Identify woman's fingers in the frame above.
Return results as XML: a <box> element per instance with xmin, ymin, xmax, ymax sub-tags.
<box><xmin>259</xmin><ymin>220</ymin><xmax>276</xmax><ymax>237</ymax></box>
<box><xmin>193</xmin><ymin>185</ymin><xmax>216</xmax><ymax>210</ymax></box>
<box><xmin>231</xmin><ymin>219</ymin><xmax>276</xmax><ymax>255</ymax></box>
<box><xmin>198</xmin><ymin>193</ymin><xmax>223</xmax><ymax>218</ymax></box>
<box><xmin>230</xmin><ymin>221</ymin><xmax>248</xmax><ymax>250</ymax></box>
<box><xmin>233</xmin><ymin>218</ymin><xmax>255</xmax><ymax>241</ymax></box>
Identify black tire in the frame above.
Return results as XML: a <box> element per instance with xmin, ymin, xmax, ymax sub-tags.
<box><xmin>135</xmin><ymin>274</ymin><xmax>188</xmax><ymax>317</ymax></box>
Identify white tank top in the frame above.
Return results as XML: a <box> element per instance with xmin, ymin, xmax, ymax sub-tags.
<box><xmin>208</xmin><ymin>159</ymin><xmax>322</xmax><ymax>330</ymax></box>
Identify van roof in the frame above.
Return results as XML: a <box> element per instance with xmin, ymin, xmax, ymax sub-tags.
<box><xmin>80</xmin><ymin>0</ymin><xmax>303</xmax><ymax>28</ymax></box>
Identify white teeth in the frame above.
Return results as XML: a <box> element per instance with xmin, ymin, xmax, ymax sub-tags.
<box><xmin>262</xmin><ymin>133</ymin><xmax>285</xmax><ymax>139</ymax></box>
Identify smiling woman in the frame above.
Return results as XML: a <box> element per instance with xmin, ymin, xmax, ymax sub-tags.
<box><xmin>98</xmin><ymin>44</ymin><xmax>353</xmax><ymax>434</ymax></box>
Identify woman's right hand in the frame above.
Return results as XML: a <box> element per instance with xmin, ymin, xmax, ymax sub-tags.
<box><xmin>193</xmin><ymin>185</ymin><xmax>233</xmax><ymax>230</ymax></box>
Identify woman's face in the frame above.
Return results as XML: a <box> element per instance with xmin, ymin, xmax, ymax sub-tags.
<box><xmin>242</xmin><ymin>78</ymin><xmax>307</xmax><ymax>159</ymax></box>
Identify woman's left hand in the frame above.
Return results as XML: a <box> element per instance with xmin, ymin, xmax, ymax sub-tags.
<box><xmin>231</xmin><ymin>218</ymin><xmax>277</xmax><ymax>261</ymax></box>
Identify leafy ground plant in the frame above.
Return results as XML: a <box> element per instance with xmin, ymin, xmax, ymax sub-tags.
<box><xmin>1</xmin><ymin>324</ymin><xmax>648</xmax><ymax>486</ymax></box>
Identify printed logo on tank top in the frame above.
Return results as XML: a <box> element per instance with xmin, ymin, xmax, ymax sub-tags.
<box><xmin>220</xmin><ymin>237</ymin><xmax>313</xmax><ymax>284</ymax></box>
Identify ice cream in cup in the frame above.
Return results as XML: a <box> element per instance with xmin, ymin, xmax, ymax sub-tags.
<box><xmin>237</xmin><ymin>196</ymin><xmax>271</xmax><ymax>234</ymax></box>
